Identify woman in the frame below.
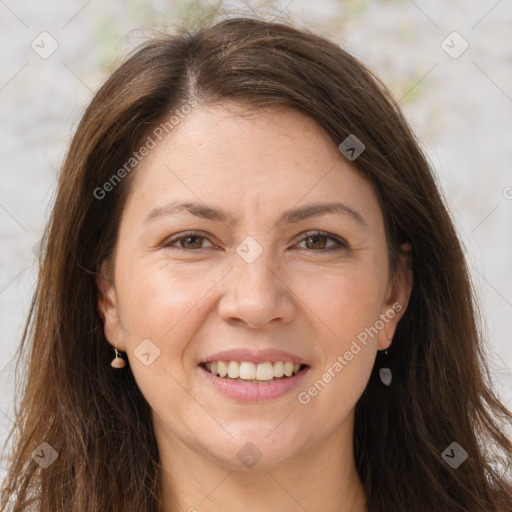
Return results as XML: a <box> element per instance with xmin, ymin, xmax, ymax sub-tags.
<box><xmin>1</xmin><ymin>14</ymin><xmax>511</xmax><ymax>512</ymax></box>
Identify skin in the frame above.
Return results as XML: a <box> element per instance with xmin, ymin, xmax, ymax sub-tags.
<box><xmin>97</xmin><ymin>103</ymin><xmax>413</xmax><ymax>512</ymax></box>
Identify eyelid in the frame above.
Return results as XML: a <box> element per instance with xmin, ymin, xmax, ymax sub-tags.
<box><xmin>162</xmin><ymin>230</ymin><xmax>347</xmax><ymax>251</ymax></box>
<box><xmin>295</xmin><ymin>230</ymin><xmax>348</xmax><ymax>250</ymax></box>
<box><xmin>161</xmin><ymin>230</ymin><xmax>217</xmax><ymax>249</ymax></box>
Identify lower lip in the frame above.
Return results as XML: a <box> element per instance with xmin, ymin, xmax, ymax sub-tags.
<box><xmin>198</xmin><ymin>365</ymin><xmax>310</xmax><ymax>402</ymax></box>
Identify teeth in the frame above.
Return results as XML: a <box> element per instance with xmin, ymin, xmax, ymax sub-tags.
<box><xmin>256</xmin><ymin>362</ymin><xmax>274</xmax><ymax>380</ymax></box>
<box><xmin>218</xmin><ymin>361</ymin><xmax>228</xmax><ymax>378</ymax></box>
<box><xmin>227</xmin><ymin>361</ymin><xmax>240</xmax><ymax>378</ymax></box>
<box><xmin>273</xmin><ymin>361</ymin><xmax>284</xmax><ymax>377</ymax></box>
<box><xmin>203</xmin><ymin>360</ymin><xmax>304</xmax><ymax>380</ymax></box>
<box><xmin>239</xmin><ymin>361</ymin><xmax>256</xmax><ymax>380</ymax></box>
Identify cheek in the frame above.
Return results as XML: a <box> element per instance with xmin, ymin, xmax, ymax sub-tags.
<box><xmin>291</xmin><ymin>265</ymin><xmax>382</xmax><ymax>401</ymax></box>
<box><xmin>113</xmin><ymin>257</ymin><xmax>219</xmax><ymax>413</ymax></box>
<box><xmin>292</xmin><ymin>262</ymin><xmax>385</xmax><ymax>342</ymax></box>
<box><xmin>115</xmin><ymin>255</ymin><xmax>221</xmax><ymax>342</ymax></box>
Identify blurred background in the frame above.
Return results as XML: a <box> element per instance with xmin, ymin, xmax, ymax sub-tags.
<box><xmin>1</xmin><ymin>0</ymin><xmax>511</xmax><ymax>470</ymax></box>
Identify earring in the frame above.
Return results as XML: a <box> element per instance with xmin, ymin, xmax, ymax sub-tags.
<box><xmin>379</xmin><ymin>336</ymin><xmax>392</xmax><ymax>387</ymax></box>
<box><xmin>110</xmin><ymin>340</ymin><xmax>126</xmax><ymax>368</ymax></box>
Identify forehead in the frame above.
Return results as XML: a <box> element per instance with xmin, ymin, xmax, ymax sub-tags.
<box><xmin>157</xmin><ymin>103</ymin><xmax>339</xmax><ymax>166</ymax></box>
<box><xmin>123</xmin><ymin>104</ymin><xmax>383</xmax><ymax>232</ymax></box>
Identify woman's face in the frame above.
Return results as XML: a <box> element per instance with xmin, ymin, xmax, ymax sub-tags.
<box><xmin>98</xmin><ymin>104</ymin><xmax>412</xmax><ymax>470</ymax></box>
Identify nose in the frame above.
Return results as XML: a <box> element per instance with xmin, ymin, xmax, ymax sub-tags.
<box><xmin>217</xmin><ymin>246</ymin><xmax>296</xmax><ymax>329</ymax></box>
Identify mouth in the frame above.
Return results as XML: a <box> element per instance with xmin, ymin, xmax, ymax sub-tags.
<box><xmin>199</xmin><ymin>360</ymin><xmax>309</xmax><ymax>383</ymax></box>
<box><xmin>198</xmin><ymin>360</ymin><xmax>311</xmax><ymax>401</ymax></box>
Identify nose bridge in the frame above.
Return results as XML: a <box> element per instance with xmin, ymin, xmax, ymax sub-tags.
<box><xmin>217</xmin><ymin>234</ymin><xmax>295</xmax><ymax>327</ymax></box>
<box><xmin>233</xmin><ymin>233</ymin><xmax>280</xmax><ymax>297</ymax></box>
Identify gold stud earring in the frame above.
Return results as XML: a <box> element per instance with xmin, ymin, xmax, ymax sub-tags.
<box><xmin>110</xmin><ymin>340</ymin><xmax>126</xmax><ymax>368</ymax></box>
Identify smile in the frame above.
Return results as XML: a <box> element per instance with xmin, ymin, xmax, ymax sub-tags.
<box><xmin>198</xmin><ymin>361</ymin><xmax>310</xmax><ymax>401</ymax></box>
<box><xmin>203</xmin><ymin>360</ymin><xmax>305</xmax><ymax>381</ymax></box>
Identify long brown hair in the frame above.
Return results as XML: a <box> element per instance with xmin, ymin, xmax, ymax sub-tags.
<box><xmin>1</xmin><ymin>13</ymin><xmax>511</xmax><ymax>512</ymax></box>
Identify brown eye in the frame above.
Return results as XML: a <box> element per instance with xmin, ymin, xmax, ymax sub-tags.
<box><xmin>295</xmin><ymin>231</ymin><xmax>346</xmax><ymax>251</ymax></box>
<box><xmin>179</xmin><ymin>235</ymin><xmax>204</xmax><ymax>249</ymax></box>
<box><xmin>163</xmin><ymin>232</ymin><xmax>215</xmax><ymax>250</ymax></box>
<box><xmin>162</xmin><ymin>230</ymin><xmax>346</xmax><ymax>252</ymax></box>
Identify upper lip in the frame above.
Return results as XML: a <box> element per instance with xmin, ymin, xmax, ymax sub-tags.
<box><xmin>200</xmin><ymin>348</ymin><xmax>310</xmax><ymax>365</ymax></box>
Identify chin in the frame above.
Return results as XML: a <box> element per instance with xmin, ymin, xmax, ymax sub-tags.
<box><xmin>198</xmin><ymin>424</ymin><xmax>307</xmax><ymax>470</ymax></box>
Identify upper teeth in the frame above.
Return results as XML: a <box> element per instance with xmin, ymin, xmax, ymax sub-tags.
<box><xmin>205</xmin><ymin>361</ymin><xmax>301</xmax><ymax>380</ymax></box>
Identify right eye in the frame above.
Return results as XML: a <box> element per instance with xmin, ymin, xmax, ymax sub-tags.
<box><xmin>162</xmin><ymin>232</ymin><xmax>216</xmax><ymax>251</ymax></box>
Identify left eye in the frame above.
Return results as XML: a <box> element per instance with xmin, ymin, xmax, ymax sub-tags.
<box><xmin>295</xmin><ymin>231</ymin><xmax>346</xmax><ymax>251</ymax></box>
<box><xmin>162</xmin><ymin>231</ymin><xmax>346</xmax><ymax>252</ymax></box>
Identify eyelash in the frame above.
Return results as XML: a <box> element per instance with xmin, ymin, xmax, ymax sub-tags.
<box><xmin>161</xmin><ymin>230</ymin><xmax>347</xmax><ymax>253</ymax></box>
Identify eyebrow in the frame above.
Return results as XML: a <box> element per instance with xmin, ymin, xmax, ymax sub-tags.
<box><xmin>144</xmin><ymin>200</ymin><xmax>368</xmax><ymax>228</ymax></box>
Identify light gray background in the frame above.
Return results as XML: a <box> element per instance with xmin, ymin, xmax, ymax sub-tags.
<box><xmin>1</xmin><ymin>0</ymin><xmax>511</xmax><ymax>473</ymax></box>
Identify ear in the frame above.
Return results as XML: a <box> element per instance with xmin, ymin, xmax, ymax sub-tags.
<box><xmin>96</xmin><ymin>261</ymin><xmax>127</xmax><ymax>352</ymax></box>
<box><xmin>378</xmin><ymin>242</ymin><xmax>413</xmax><ymax>351</ymax></box>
